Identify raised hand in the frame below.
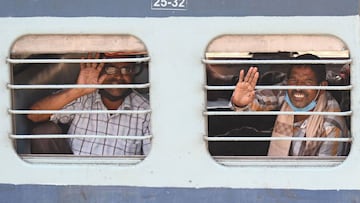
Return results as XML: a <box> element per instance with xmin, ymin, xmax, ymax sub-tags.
<box><xmin>77</xmin><ymin>53</ymin><xmax>107</xmax><ymax>95</ymax></box>
<box><xmin>28</xmin><ymin>53</ymin><xmax>108</xmax><ymax>122</ymax></box>
<box><xmin>231</xmin><ymin>66</ymin><xmax>259</xmax><ymax>107</ymax></box>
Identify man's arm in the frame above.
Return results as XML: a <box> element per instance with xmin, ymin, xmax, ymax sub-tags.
<box><xmin>27</xmin><ymin>88</ymin><xmax>87</xmax><ymax>122</ymax></box>
<box><xmin>318</xmin><ymin>126</ymin><xmax>348</xmax><ymax>156</ymax></box>
<box><xmin>27</xmin><ymin>53</ymin><xmax>106</xmax><ymax>122</ymax></box>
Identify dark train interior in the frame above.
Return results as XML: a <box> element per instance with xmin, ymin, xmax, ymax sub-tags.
<box><xmin>206</xmin><ymin>52</ymin><xmax>351</xmax><ymax>156</ymax></box>
<box><xmin>10</xmin><ymin>35</ymin><xmax>351</xmax><ymax>156</ymax></box>
<box><xmin>11</xmin><ymin>53</ymin><xmax>149</xmax><ymax>154</ymax></box>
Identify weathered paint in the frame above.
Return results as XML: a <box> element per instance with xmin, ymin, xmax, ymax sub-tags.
<box><xmin>1</xmin><ymin>16</ymin><xmax>359</xmax><ymax>190</ymax></box>
<box><xmin>0</xmin><ymin>0</ymin><xmax>358</xmax><ymax>17</ymax></box>
<box><xmin>0</xmin><ymin>1</ymin><xmax>360</xmax><ymax>202</ymax></box>
<box><xmin>1</xmin><ymin>184</ymin><xmax>360</xmax><ymax>203</ymax></box>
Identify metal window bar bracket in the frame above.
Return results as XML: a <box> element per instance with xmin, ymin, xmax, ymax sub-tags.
<box><xmin>7</xmin><ymin>57</ymin><xmax>151</xmax><ymax>64</ymax></box>
<box><xmin>204</xmin><ymin>135</ymin><xmax>352</xmax><ymax>142</ymax></box>
<box><xmin>8</xmin><ymin>56</ymin><xmax>152</xmax><ymax>143</ymax></box>
<box><xmin>7</xmin><ymin>57</ymin><xmax>151</xmax><ymax>90</ymax></box>
<box><xmin>204</xmin><ymin>58</ymin><xmax>352</xmax><ymax>144</ymax></box>
<box><xmin>9</xmin><ymin>109</ymin><xmax>151</xmax><ymax>115</ymax></box>
<box><xmin>8</xmin><ymin>83</ymin><xmax>151</xmax><ymax>90</ymax></box>
<box><xmin>205</xmin><ymin>85</ymin><xmax>352</xmax><ymax>91</ymax></box>
<box><xmin>202</xmin><ymin>58</ymin><xmax>352</xmax><ymax>65</ymax></box>
<box><xmin>204</xmin><ymin>111</ymin><xmax>352</xmax><ymax>116</ymax></box>
<box><xmin>10</xmin><ymin>134</ymin><xmax>153</xmax><ymax>140</ymax></box>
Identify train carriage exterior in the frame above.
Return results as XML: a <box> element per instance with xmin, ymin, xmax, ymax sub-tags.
<box><xmin>1</xmin><ymin>0</ymin><xmax>360</xmax><ymax>202</ymax></box>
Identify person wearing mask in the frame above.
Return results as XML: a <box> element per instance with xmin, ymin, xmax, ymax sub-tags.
<box><xmin>231</xmin><ymin>54</ymin><xmax>349</xmax><ymax>156</ymax></box>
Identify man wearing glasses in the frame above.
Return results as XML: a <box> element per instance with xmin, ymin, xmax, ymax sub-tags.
<box><xmin>27</xmin><ymin>52</ymin><xmax>151</xmax><ymax>156</ymax></box>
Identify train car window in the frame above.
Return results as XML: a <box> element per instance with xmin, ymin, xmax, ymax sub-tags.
<box><xmin>204</xmin><ymin>35</ymin><xmax>352</xmax><ymax>167</ymax></box>
<box><xmin>9</xmin><ymin>34</ymin><xmax>151</xmax><ymax>165</ymax></box>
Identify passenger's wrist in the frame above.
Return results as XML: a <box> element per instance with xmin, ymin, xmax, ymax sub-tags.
<box><xmin>232</xmin><ymin>102</ymin><xmax>249</xmax><ymax>111</ymax></box>
<box><xmin>231</xmin><ymin>98</ymin><xmax>249</xmax><ymax>111</ymax></box>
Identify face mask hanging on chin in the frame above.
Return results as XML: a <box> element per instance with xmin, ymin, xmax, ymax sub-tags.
<box><xmin>284</xmin><ymin>92</ymin><xmax>317</xmax><ymax>112</ymax></box>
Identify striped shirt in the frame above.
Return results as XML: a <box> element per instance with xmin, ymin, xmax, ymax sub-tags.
<box><xmin>50</xmin><ymin>90</ymin><xmax>151</xmax><ymax>156</ymax></box>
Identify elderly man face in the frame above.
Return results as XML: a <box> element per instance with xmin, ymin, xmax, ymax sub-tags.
<box><xmin>286</xmin><ymin>65</ymin><xmax>321</xmax><ymax>108</ymax></box>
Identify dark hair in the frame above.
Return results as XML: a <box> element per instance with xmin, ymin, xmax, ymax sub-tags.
<box><xmin>287</xmin><ymin>54</ymin><xmax>326</xmax><ymax>83</ymax></box>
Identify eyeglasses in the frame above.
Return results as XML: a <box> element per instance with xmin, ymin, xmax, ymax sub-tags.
<box><xmin>103</xmin><ymin>65</ymin><xmax>139</xmax><ymax>75</ymax></box>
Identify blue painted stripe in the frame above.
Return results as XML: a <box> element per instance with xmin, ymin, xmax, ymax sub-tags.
<box><xmin>1</xmin><ymin>184</ymin><xmax>360</xmax><ymax>203</ymax></box>
<box><xmin>1</xmin><ymin>0</ymin><xmax>358</xmax><ymax>17</ymax></box>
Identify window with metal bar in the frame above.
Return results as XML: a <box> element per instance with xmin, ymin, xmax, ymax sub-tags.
<box><xmin>204</xmin><ymin>35</ymin><xmax>352</xmax><ymax>167</ymax></box>
<box><xmin>9</xmin><ymin>35</ymin><xmax>152</xmax><ymax>164</ymax></box>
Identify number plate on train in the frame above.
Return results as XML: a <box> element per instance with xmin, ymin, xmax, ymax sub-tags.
<box><xmin>151</xmin><ymin>0</ymin><xmax>188</xmax><ymax>10</ymax></box>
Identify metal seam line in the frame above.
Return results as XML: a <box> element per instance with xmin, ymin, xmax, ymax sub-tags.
<box><xmin>7</xmin><ymin>57</ymin><xmax>151</xmax><ymax>64</ymax></box>
<box><xmin>9</xmin><ymin>134</ymin><xmax>153</xmax><ymax>140</ymax></box>
<box><xmin>202</xmin><ymin>59</ymin><xmax>352</xmax><ymax>64</ymax></box>
<box><xmin>204</xmin><ymin>136</ymin><xmax>352</xmax><ymax>142</ymax></box>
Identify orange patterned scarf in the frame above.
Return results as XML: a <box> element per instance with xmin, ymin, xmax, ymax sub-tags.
<box><xmin>268</xmin><ymin>93</ymin><xmax>329</xmax><ymax>156</ymax></box>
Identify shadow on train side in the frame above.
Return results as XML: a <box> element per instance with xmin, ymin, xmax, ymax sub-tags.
<box><xmin>11</xmin><ymin>54</ymin><xmax>149</xmax><ymax>154</ymax></box>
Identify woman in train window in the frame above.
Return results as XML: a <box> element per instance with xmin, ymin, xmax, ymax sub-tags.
<box><xmin>231</xmin><ymin>54</ymin><xmax>350</xmax><ymax>156</ymax></box>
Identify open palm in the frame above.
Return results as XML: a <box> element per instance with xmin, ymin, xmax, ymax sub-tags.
<box><xmin>231</xmin><ymin>67</ymin><xmax>259</xmax><ymax>107</ymax></box>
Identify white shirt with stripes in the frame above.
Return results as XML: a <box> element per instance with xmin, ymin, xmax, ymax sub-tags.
<box><xmin>50</xmin><ymin>90</ymin><xmax>151</xmax><ymax>156</ymax></box>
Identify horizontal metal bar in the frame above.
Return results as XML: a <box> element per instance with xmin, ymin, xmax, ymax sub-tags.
<box><xmin>20</xmin><ymin>156</ymin><xmax>344</xmax><ymax>166</ymax></box>
<box><xmin>21</xmin><ymin>155</ymin><xmax>144</xmax><ymax>165</ymax></box>
<box><xmin>214</xmin><ymin>156</ymin><xmax>345</xmax><ymax>167</ymax></box>
<box><xmin>202</xmin><ymin>59</ymin><xmax>352</xmax><ymax>65</ymax></box>
<box><xmin>204</xmin><ymin>136</ymin><xmax>352</xmax><ymax>142</ymax></box>
<box><xmin>8</xmin><ymin>83</ymin><xmax>150</xmax><ymax>89</ymax></box>
<box><xmin>9</xmin><ymin>134</ymin><xmax>152</xmax><ymax>140</ymax></box>
<box><xmin>204</xmin><ymin>111</ymin><xmax>352</xmax><ymax>116</ymax></box>
<box><xmin>7</xmin><ymin>57</ymin><xmax>151</xmax><ymax>64</ymax></box>
<box><xmin>20</xmin><ymin>155</ymin><xmax>344</xmax><ymax>166</ymax></box>
<box><xmin>205</xmin><ymin>85</ymin><xmax>352</xmax><ymax>91</ymax></box>
<box><xmin>9</xmin><ymin>109</ymin><xmax>151</xmax><ymax>115</ymax></box>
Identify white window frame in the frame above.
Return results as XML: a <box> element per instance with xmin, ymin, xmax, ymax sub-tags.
<box><xmin>8</xmin><ymin>34</ymin><xmax>152</xmax><ymax>165</ymax></box>
<box><xmin>204</xmin><ymin>35</ymin><xmax>352</xmax><ymax>167</ymax></box>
